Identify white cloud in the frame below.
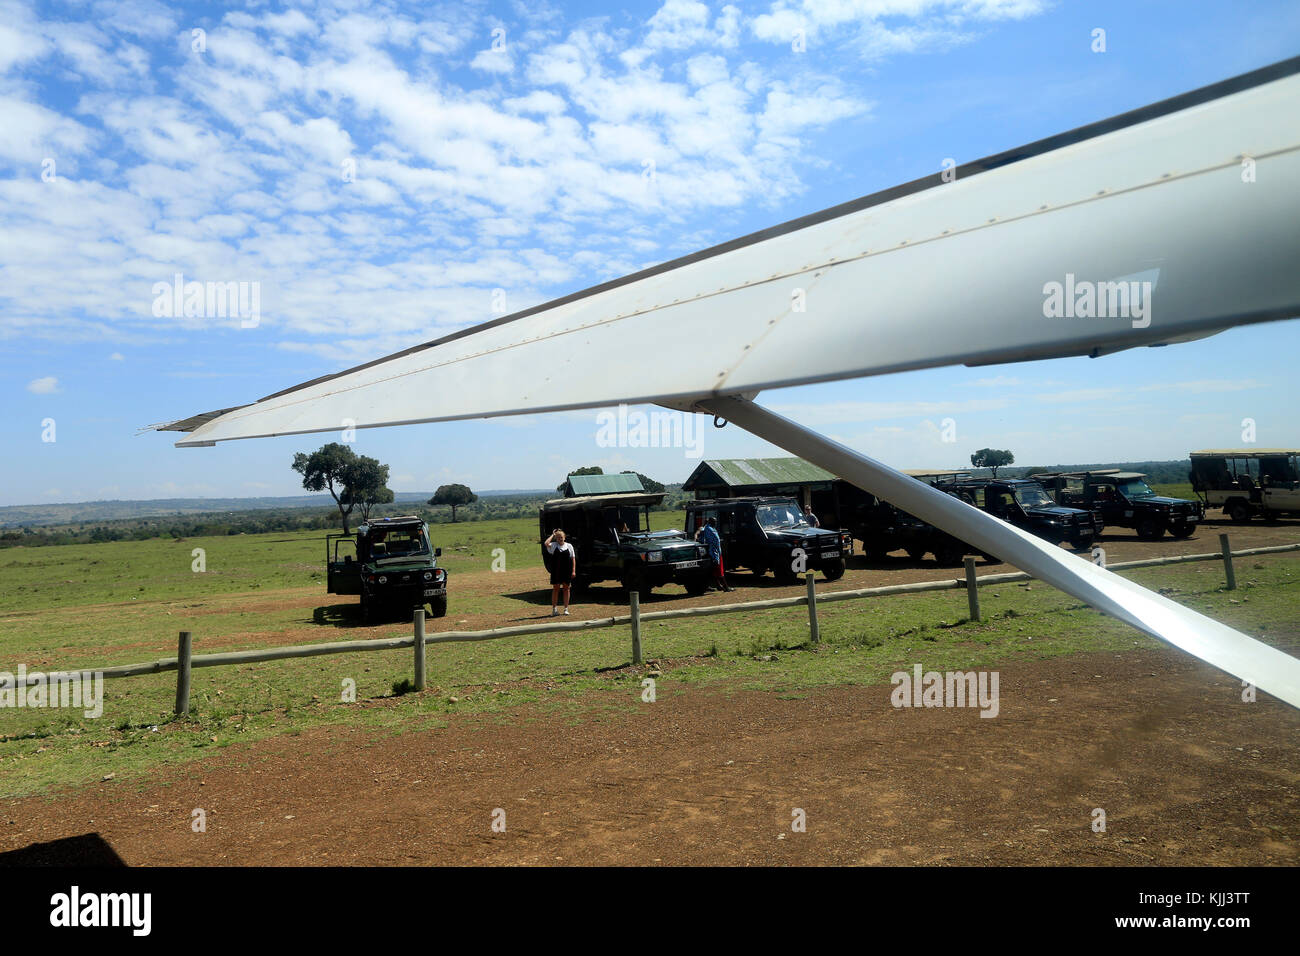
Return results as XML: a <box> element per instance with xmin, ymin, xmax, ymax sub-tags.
<box><xmin>27</xmin><ymin>376</ymin><xmax>60</xmax><ymax>393</ymax></box>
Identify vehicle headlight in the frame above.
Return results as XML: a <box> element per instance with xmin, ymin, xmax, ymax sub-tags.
<box><xmin>648</xmin><ymin>552</ymin><xmax>663</xmax><ymax>562</ymax></box>
<box><xmin>697</xmin><ymin>546</ymin><xmax>706</xmax><ymax>556</ymax></box>
<box><xmin>377</xmin><ymin>575</ymin><xmax>387</xmax><ymax>584</ymax></box>
<box><xmin>423</xmin><ymin>571</ymin><xmax>433</xmax><ymax>581</ymax></box>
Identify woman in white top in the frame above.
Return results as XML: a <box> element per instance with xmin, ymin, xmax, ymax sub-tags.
<box><xmin>544</xmin><ymin>529</ymin><xmax>576</xmax><ymax>615</ymax></box>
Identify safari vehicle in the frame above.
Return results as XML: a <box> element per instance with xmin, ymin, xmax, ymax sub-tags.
<box><xmin>327</xmin><ymin>515</ymin><xmax>447</xmax><ymax>623</ymax></box>
<box><xmin>933</xmin><ymin>477</ymin><xmax>1099</xmax><ymax>551</ymax></box>
<box><xmin>1189</xmin><ymin>449</ymin><xmax>1300</xmax><ymax>522</ymax></box>
<box><xmin>836</xmin><ymin>471</ymin><xmax>973</xmax><ymax>565</ymax></box>
<box><xmin>539</xmin><ymin>492</ymin><xmax>710</xmax><ymax>596</ymax></box>
<box><xmin>684</xmin><ymin>497</ymin><xmax>849</xmax><ymax>582</ymax></box>
<box><xmin>1031</xmin><ymin>470</ymin><xmax>1201</xmax><ymax>539</ymax></box>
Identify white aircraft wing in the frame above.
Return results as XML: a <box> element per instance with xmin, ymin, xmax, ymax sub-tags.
<box><xmin>156</xmin><ymin>58</ymin><xmax>1300</xmax><ymax>446</ymax></box>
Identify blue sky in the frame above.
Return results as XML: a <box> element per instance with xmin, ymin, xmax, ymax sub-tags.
<box><xmin>3</xmin><ymin>0</ymin><xmax>1298</xmax><ymax>505</ymax></box>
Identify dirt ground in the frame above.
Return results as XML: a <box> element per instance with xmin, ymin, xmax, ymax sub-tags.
<box><xmin>3</xmin><ymin>641</ymin><xmax>1297</xmax><ymax>866</ymax></box>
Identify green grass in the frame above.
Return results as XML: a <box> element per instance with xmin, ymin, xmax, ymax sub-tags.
<box><xmin>1</xmin><ymin>513</ymin><xmax>1295</xmax><ymax>799</ymax></box>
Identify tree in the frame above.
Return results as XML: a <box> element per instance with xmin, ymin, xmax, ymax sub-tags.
<box><xmin>558</xmin><ymin>465</ymin><xmax>603</xmax><ymax>494</ymax></box>
<box><xmin>970</xmin><ymin>448</ymin><xmax>1015</xmax><ymax>478</ymax></box>
<box><xmin>430</xmin><ymin>483</ymin><xmax>477</xmax><ymax>522</ymax></box>
<box><xmin>343</xmin><ymin>456</ymin><xmax>393</xmax><ymax>522</ymax></box>
<box><xmin>291</xmin><ymin>443</ymin><xmax>391</xmax><ymax>533</ymax></box>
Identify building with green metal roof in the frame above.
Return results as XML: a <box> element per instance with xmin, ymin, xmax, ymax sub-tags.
<box><xmin>682</xmin><ymin>457</ymin><xmax>840</xmax><ymax>517</ymax></box>
<box><xmin>561</xmin><ymin>472</ymin><xmax>645</xmax><ymax>497</ymax></box>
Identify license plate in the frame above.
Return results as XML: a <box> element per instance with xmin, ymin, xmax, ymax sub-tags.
<box><xmin>423</xmin><ymin>588</ymin><xmax>446</xmax><ymax>597</ymax></box>
<box><xmin>821</xmin><ymin>550</ymin><xmax>840</xmax><ymax>558</ymax></box>
<box><xmin>672</xmin><ymin>560</ymin><xmax>701</xmax><ymax>569</ymax></box>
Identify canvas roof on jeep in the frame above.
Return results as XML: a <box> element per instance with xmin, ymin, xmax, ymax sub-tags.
<box><xmin>542</xmin><ymin>492</ymin><xmax>666</xmax><ymax>511</ymax></box>
<box><xmin>358</xmin><ymin>515</ymin><xmax>424</xmax><ymax>528</ymax></box>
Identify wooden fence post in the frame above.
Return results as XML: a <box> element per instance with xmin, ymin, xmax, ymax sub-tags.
<box><xmin>1220</xmin><ymin>533</ymin><xmax>1236</xmax><ymax>591</ymax></box>
<box><xmin>630</xmin><ymin>591</ymin><xmax>642</xmax><ymax>665</ymax></box>
<box><xmin>413</xmin><ymin>608</ymin><xmax>426</xmax><ymax>691</ymax></box>
<box><xmin>805</xmin><ymin>572</ymin><xmax>820</xmax><ymax>644</ymax></box>
<box><xmin>174</xmin><ymin>630</ymin><xmax>192</xmax><ymax>716</ymax></box>
<box><xmin>964</xmin><ymin>556</ymin><xmax>981</xmax><ymax>622</ymax></box>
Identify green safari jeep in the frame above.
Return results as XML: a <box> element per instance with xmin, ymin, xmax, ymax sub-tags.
<box><xmin>327</xmin><ymin>515</ymin><xmax>447</xmax><ymax>623</ymax></box>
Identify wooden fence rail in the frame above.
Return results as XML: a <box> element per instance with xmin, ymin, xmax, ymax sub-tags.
<box><xmin>8</xmin><ymin>538</ymin><xmax>1297</xmax><ymax>715</ymax></box>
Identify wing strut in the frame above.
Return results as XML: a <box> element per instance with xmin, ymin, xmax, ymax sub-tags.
<box><xmin>698</xmin><ymin>395</ymin><xmax>1300</xmax><ymax>709</ymax></box>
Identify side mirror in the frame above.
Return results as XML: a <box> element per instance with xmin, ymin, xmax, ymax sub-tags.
<box><xmin>434</xmin><ymin>547</ymin><xmax>442</xmax><ymax>557</ymax></box>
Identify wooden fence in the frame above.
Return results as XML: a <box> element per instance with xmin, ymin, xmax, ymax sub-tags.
<box><xmin>11</xmin><ymin>535</ymin><xmax>1297</xmax><ymax>715</ymax></box>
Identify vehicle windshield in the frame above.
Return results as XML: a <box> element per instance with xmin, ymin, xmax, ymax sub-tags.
<box><xmin>755</xmin><ymin>503</ymin><xmax>810</xmax><ymax>531</ymax></box>
<box><xmin>1117</xmin><ymin>479</ymin><xmax>1156</xmax><ymax>498</ymax></box>
<box><xmin>1014</xmin><ymin>486</ymin><xmax>1054</xmax><ymax>508</ymax></box>
<box><xmin>370</xmin><ymin>526</ymin><xmax>430</xmax><ymax>560</ymax></box>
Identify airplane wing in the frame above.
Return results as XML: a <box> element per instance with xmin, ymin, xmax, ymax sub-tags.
<box><xmin>156</xmin><ymin>57</ymin><xmax>1300</xmax><ymax>446</ymax></box>
<box><xmin>152</xmin><ymin>58</ymin><xmax>1300</xmax><ymax>708</ymax></box>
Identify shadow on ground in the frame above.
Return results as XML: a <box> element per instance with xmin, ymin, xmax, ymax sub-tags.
<box><xmin>0</xmin><ymin>833</ymin><xmax>126</xmax><ymax>867</ymax></box>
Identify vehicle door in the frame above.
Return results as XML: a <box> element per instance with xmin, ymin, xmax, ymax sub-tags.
<box><xmin>1087</xmin><ymin>481</ymin><xmax>1124</xmax><ymax>525</ymax></box>
<box><xmin>734</xmin><ymin>506</ymin><xmax>768</xmax><ymax>569</ymax></box>
<box><xmin>985</xmin><ymin>486</ymin><xmax>1020</xmax><ymax>527</ymax></box>
<box><xmin>587</xmin><ymin>507</ymin><xmax>623</xmax><ymax>571</ymax></box>
<box><xmin>1262</xmin><ymin>457</ymin><xmax>1300</xmax><ymax>512</ymax></box>
<box><xmin>327</xmin><ymin>534</ymin><xmax>361</xmax><ymax>595</ymax></box>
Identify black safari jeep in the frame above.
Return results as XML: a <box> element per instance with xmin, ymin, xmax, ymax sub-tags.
<box><xmin>836</xmin><ymin>473</ymin><xmax>972</xmax><ymax>566</ymax></box>
<box><xmin>934</xmin><ymin>478</ymin><xmax>1100</xmax><ymax>551</ymax></box>
<box><xmin>1031</xmin><ymin>470</ymin><xmax>1203</xmax><ymax>539</ymax></box>
<box><xmin>539</xmin><ymin>492</ymin><xmax>711</xmax><ymax>596</ymax></box>
<box><xmin>684</xmin><ymin>497</ymin><xmax>849</xmax><ymax>583</ymax></box>
<box><xmin>327</xmin><ymin>515</ymin><xmax>447</xmax><ymax>623</ymax></box>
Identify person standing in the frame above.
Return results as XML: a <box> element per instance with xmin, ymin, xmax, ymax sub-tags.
<box><xmin>544</xmin><ymin>529</ymin><xmax>576</xmax><ymax>615</ymax></box>
<box><xmin>697</xmin><ymin>517</ymin><xmax>731</xmax><ymax>592</ymax></box>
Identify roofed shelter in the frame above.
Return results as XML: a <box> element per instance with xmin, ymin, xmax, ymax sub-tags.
<box><xmin>683</xmin><ymin>457</ymin><xmax>841</xmax><ymax>523</ymax></box>
<box><xmin>560</xmin><ymin>472</ymin><xmax>645</xmax><ymax>497</ymax></box>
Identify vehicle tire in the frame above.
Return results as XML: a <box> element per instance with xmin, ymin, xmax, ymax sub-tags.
<box><xmin>862</xmin><ymin>545</ymin><xmax>889</xmax><ymax>561</ymax></box>
<box><xmin>774</xmin><ymin>562</ymin><xmax>799</xmax><ymax>585</ymax></box>
<box><xmin>1135</xmin><ymin>518</ymin><xmax>1164</xmax><ymax>540</ymax></box>
<box><xmin>1067</xmin><ymin>536</ymin><xmax>1092</xmax><ymax>552</ymax></box>
<box><xmin>1168</xmin><ymin>522</ymin><xmax>1195</xmax><ymax>539</ymax></box>
<box><xmin>683</xmin><ymin>574</ymin><xmax>710</xmax><ymax>596</ymax></box>
<box><xmin>429</xmin><ymin>596</ymin><xmax>447</xmax><ymax>618</ymax></box>
<box><xmin>1228</xmin><ymin>501</ymin><xmax>1252</xmax><ymax>523</ymax></box>
<box><xmin>572</xmin><ymin>575</ymin><xmax>591</xmax><ymax>593</ymax></box>
<box><xmin>822</xmin><ymin>559</ymin><xmax>845</xmax><ymax>582</ymax></box>
<box><xmin>360</xmin><ymin>590</ymin><xmax>377</xmax><ymax>625</ymax></box>
<box><xmin>905</xmin><ymin>545</ymin><xmax>926</xmax><ymax>562</ymax></box>
<box><xmin>622</xmin><ymin>569</ymin><xmax>649</xmax><ymax>596</ymax></box>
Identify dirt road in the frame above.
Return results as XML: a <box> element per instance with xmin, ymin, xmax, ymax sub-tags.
<box><xmin>3</xmin><ymin>642</ymin><xmax>1296</xmax><ymax>866</ymax></box>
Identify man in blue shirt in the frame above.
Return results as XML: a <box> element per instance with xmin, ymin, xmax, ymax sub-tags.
<box><xmin>697</xmin><ymin>517</ymin><xmax>731</xmax><ymax>592</ymax></box>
